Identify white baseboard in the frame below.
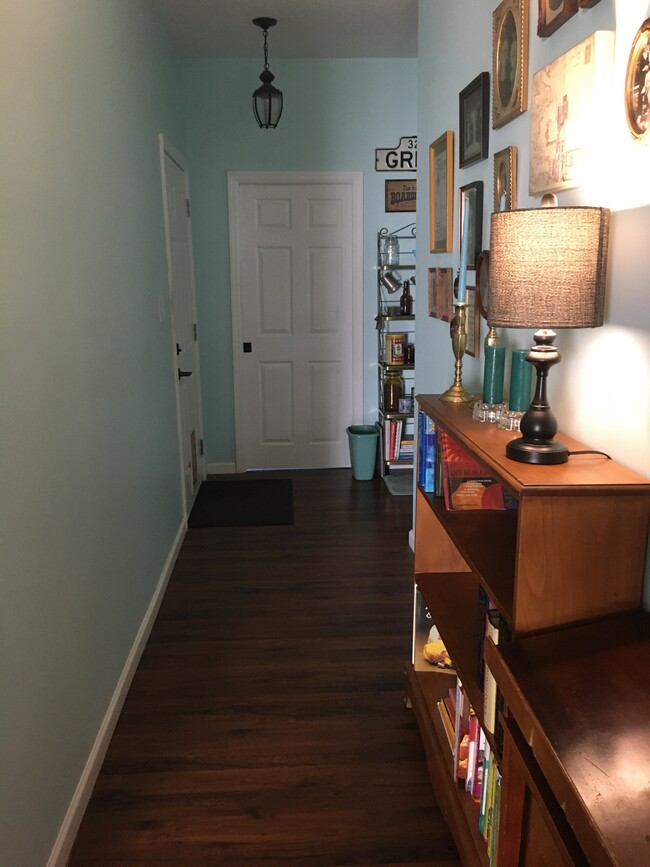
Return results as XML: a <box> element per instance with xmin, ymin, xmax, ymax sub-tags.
<box><xmin>47</xmin><ymin>519</ymin><xmax>187</xmax><ymax>867</ymax></box>
<box><xmin>409</xmin><ymin>527</ymin><xmax>415</xmax><ymax>552</ymax></box>
<box><xmin>207</xmin><ymin>461</ymin><xmax>237</xmax><ymax>475</ymax></box>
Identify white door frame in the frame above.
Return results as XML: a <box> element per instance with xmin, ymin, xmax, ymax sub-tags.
<box><xmin>228</xmin><ymin>171</ymin><xmax>364</xmax><ymax>473</ymax></box>
<box><xmin>159</xmin><ymin>133</ymin><xmax>206</xmax><ymax>520</ymax></box>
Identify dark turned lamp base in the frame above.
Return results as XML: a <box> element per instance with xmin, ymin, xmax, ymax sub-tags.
<box><xmin>505</xmin><ymin>329</ymin><xmax>569</xmax><ymax>465</ymax></box>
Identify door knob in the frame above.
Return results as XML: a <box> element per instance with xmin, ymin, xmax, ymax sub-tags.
<box><xmin>178</xmin><ymin>369</ymin><xmax>193</xmax><ymax>380</ymax></box>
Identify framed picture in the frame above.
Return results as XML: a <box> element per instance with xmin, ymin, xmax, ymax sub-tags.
<box><xmin>579</xmin><ymin>0</ymin><xmax>601</xmax><ymax>6</ymax></box>
<box><xmin>492</xmin><ymin>0</ymin><xmax>528</xmax><ymax>129</ymax></box>
<box><xmin>459</xmin><ymin>72</ymin><xmax>489</xmax><ymax>167</ymax></box>
<box><xmin>529</xmin><ymin>31</ymin><xmax>614</xmax><ymax>194</ymax></box>
<box><xmin>429</xmin><ymin>131</ymin><xmax>454</xmax><ymax>253</ymax></box>
<box><xmin>493</xmin><ymin>146</ymin><xmax>517</xmax><ymax>212</ymax></box>
<box><xmin>537</xmin><ymin>0</ymin><xmax>578</xmax><ymax>38</ymax></box>
<box><xmin>465</xmin><ymin>287</ymin><xmax>480</xmax><ymax>359</ymax></box>
<box><xmin>384</xmin><ymin>179</ymin><xmax>417</xmax><ymax>213</ymax></box>
<box><xmin>625</xmin><ymin>18</ymin><xmax>650</xmax><ymax>142</ymax></box>
<box><xmin>458</xmin><ymin>181</ymin><xmax>483</xmax><ymax>271</ymax></box>
<box><xmin>428</xmin><ymin>267</ymin><xmax>454</xmax><ymax>322</ymax></box>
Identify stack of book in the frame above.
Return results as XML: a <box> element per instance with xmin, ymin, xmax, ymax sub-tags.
<box><xmin>385</xmin><ymin>419</ymin><xmax>414</xmax><ymax>463</ymax></box>
<box><xmin>436</xmin><ymin>676</ymin><xmax>502</xmax><ymax>867</ymax></box>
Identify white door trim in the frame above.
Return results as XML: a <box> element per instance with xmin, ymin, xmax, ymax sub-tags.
<box><xmin>159</xmin><ymin>133</ymin><xmax>206</xmax><ymax>519</ymax></box>
<box><xmin>227</xmin><ymin>171</ymin><xmax>363</xmax><ymax>473</ymax></box>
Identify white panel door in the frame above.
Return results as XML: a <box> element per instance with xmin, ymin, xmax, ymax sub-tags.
<box><xmin>160</xmin><ymin>136</ymin><xmax>205</xmax><ymax>516</ymax></box>
<box><xmin>229</xmin><ymin>173</ymin><xmax>363</xmax><ymax>471</ymax></box>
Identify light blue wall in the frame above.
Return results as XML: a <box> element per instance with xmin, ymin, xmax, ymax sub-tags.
<box><xmin>416</xmin><ymin>0</ymin><xmax>650</xmax><ymax>601</ymax></box>
<box><xmin>181</xmin><ymin>59</ymin><xmax>417</xmax><ymax>465</ymax></box>
<box><xmin>0</xmin><ymin>2</ymin><xmax>184</xmax><ymax>863</ymax></box>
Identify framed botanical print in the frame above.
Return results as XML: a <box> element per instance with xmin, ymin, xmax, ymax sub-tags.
<box><xmin>493</xmin><ymin>146</ymin><xmax>517</xmax><ymax>212</ymax></box>
<box><xmin>625</xmin><ymin>18</ymin><xmax>650</xmax><ymax>142</ymax></box>
<box><xmin>459</xmin><ymin>73</ymin><xmax>490</xmax><ymax>167</ymax></box>
<box><xmin>458</xmin><ymin>181</ymin><xmax>484</xmax><ymax>271</ymax></box>
<box><xmin>492</xmin><ymin>0</ymin><xmax>529</xmax><ymax>128</ymax></box>
<box><xmin>529</xmin><ymin>31</ymin><xmax>614</xmax><ymax>194</ymax></box>
<box><xmin>429</xmin><ymin>131</ymin><xmax>454</xmax><ymax>253</ymax></box>
<box><xmin>537</xmin><ymin>0</ymin><xmax>578</xmax><ymax>38</ymax></box>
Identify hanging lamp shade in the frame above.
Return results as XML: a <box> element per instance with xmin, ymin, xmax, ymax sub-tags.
<box><xmin>252</xmin><ymin>18</ymin><xmax>283</xmax><ymax>129</ymax></box>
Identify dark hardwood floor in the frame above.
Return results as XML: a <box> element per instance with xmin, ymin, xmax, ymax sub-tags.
<box><xmin>69</xmin><ymin>470</ymin><xmax>460</xmax><ymax>865</ymax></box>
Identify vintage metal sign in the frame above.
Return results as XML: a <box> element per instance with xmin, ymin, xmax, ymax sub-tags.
<box><xmin>375</xmin><ymin>136</ymin><xmax>417</xmax><ymax>171</ymax></box>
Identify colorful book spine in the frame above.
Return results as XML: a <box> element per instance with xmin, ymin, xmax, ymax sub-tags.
<box><xmin>478</xmin><ymin>741</ymin><xmax>491</xmax><ymax>836</ymax></box>
<box><xmin>417</xmin><ymin>410</ymin><xmax>425</xmax><ymax>486</ymax></box>
<box><xmin>423</xmin><ymin>416</ymin><xmax>436</xmax><ymax>493</ymax></box>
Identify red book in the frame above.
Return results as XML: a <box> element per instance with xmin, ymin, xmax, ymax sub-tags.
<box><xmin>439</xmin><ymin>428</ymin><xmax>505</xmax><ymax>510</ymax></box>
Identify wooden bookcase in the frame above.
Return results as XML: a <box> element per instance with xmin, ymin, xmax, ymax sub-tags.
<box><xmin>406</xmin><ymin>395</ymin><xmax>650</xmax><ymax>867</ymax></box>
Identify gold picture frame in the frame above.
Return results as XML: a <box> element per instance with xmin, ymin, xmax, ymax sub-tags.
<box><xmin>625</xmin><ymin>18</ymin><xmax>650</xmax><ymax>142</ymax></box>
<box><xmin>493</xmin><ymin>146</ymin><xmax>517</xmax><ymax>212</ymax></box>
<box><xmin>429</xmin><ymin>131</ymin><xmax>454</xmax><ymax>253</ymax></box>
<box><xmin>492</xmin><ymin>0</ymin><xmax>528</xmax><ymax>129</ymax></box>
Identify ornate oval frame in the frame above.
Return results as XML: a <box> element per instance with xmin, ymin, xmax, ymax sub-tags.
<box><xmin>492</xmin><ymin>0</ymin><xmax>528</xmax><ymax>129</ymax></box>
<box><xmin>625</xmin><ymin>18</ymin><xmax>650</xmax><ymax>142</ymax></box>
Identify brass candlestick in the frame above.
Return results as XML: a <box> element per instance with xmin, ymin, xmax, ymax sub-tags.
<box><xmin>440</xmin><ymin>302</ymin><xmax>474</xmax><ymax>403</ymax></box>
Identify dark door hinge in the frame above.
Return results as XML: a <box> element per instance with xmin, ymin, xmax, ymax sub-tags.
<box><xmin>200</xmin><ymin>439</ymin><xmax>204</xmax><ymax>456</ymax></box>
<box><xmin>193</xmin><ymin>323</ymin><xmax>198</xmax><ymax>341</ymax></box>
<box><xmin>186</xmin><ymin>198</ymin><xmax>191</xmax><ymax>218</ymax></box>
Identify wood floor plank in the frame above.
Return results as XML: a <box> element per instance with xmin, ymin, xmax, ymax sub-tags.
<box><xmin>69</xmin><ymin>470</ymin><xmax>460</xmax><ymax>865</ymax></box>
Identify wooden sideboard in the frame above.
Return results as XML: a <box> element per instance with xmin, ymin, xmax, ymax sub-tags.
<box><xmin>407</xmin><ymin>395</ymin><xmax>650</xmax><ymax>866</ymax></box>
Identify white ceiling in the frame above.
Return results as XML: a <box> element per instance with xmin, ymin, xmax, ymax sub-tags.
<box><xmin>152</xmin><ymin>0</ymin><xmax>418</xmax><ymax>59</ymax></box>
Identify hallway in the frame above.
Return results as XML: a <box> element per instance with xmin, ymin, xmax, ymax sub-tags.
<box><xmin>69</xmin><ymin>470</ymin><xmax>460</xmax><ymax>865</ymax></box>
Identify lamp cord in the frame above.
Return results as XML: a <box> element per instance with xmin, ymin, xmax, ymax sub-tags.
<box><xmin>568</xmin><ymin>449</ymin><xmax>612</xmax><ymax>459</ymax></box>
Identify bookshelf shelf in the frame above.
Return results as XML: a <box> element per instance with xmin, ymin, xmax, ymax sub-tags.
<box><xmin>408</xmin><ymin>395</ymin><xmax>650</xmax><ymax>867</ymax></box>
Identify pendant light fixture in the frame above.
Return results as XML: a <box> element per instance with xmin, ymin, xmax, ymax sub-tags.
<box><xmin>252</xmin><ymin>17</ymin><xmax>283</xmax><ymax>129</ymax></box>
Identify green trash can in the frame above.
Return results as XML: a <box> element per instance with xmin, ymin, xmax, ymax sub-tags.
<box><xmin>346</xmin><ymin>425</ymin><xmax>379</xmax><ymax>480</ymax></box>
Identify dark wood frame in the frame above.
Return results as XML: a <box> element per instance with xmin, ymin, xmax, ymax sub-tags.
<box><xmin>537</xmin><ymin>0</ymin><xmax>578</xmax><ymax>37</ymax></box>
<box><xmin>459</xmin><ymin>73</ymin><xmax>489</xmax><ymax>168</ymax></box>
<box><xmin>465</xmin><ymin>287</ymin><xmax>480</xmax><ymax>358</ymax></box>
<box><xmin>625</xmin><ymin>17</ymin><xmax>650</xmax><ymax>142</ymax></box>
<box><xmin>475</xmin><ymin>249</ymin><xmax>490</xmax><ymax>321</ymax></box>
<box><xmin>458</xmin><ymin>181</ymin><xmax>483</xmax><ymax>272</ymax></box>
<box><xmin>492</xmin><ymin>0</ymin><xmax>528</xmax><ymax>128</ymax></box>
<box><xmin>429</xmin><ymin>132</ymin><xmax>454</xmax><ymax>253</ymax></box>
<box><xmin>578</xmin><ymin>0</ymin><xmax>601</xmax><ymax>6</ymax></box>
<box><xmin>384</xmin><ymin>178</ymin><xmax>417</xmax><ymax>213</ymax></box>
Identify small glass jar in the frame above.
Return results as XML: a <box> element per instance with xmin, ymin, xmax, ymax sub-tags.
<box><xmin>383</xmin><ymin>234</ymin><xmax>400</xmax><ymax>266</ymax></box>
<box><xmin>383</xmin><ymin>369</ymin><xmax>404</xmax><ymax>412</ymax></box>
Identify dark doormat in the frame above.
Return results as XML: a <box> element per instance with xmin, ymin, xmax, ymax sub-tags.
<box><xmin>188</xmin><ymin>478</ymin><xmax>294</xmax><ymax>528</ymax></box>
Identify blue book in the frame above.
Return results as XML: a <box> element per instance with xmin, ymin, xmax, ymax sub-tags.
<box><xmin>423</xmin><ymin>416</ymin><xmax>436</xmax><ymax>493</ymax></box>
<box><xmin>417</xmin><ymin>410</ymin><xmax>426</xmax><ymax>486</ymax></box>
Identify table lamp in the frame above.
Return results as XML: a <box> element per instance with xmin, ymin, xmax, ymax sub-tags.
<box><xmin>488</xmin><ymin>204</ymin><xmax>610</xmax><ymax>464</ymax></box>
